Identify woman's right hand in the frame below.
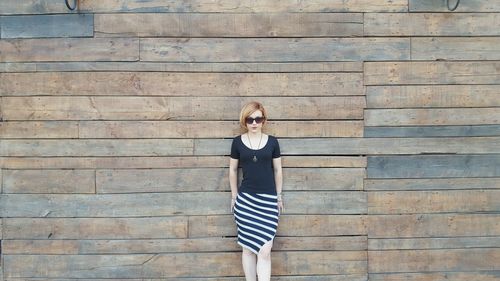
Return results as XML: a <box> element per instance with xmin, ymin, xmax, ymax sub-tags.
<box><xmin>231</xmin><ymin>198</ymin><xmax>236</xmax><ymax>213</ymax></box>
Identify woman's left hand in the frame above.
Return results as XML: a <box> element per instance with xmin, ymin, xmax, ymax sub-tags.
<box><xmin>278</xmin><ymin>200</ymin><xmax>284</xmax><ymax>215</ymax></box>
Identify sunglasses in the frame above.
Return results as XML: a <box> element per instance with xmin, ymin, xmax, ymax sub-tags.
<box><xmin>245</xmin><ymin>116</ymin><xmax>266</xmax><ymax>124</ymax></box>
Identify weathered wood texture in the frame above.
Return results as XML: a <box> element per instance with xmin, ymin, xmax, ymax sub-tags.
<box><xmin>1</xmin><ymin>1</ymin><xmax>498</xmax><ymax>280</ymax></box>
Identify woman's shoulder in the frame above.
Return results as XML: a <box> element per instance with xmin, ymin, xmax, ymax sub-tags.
<box><xmin>266</xmin><ymin>134</ymin><xmax>279</xmax><ymax>143</ymax></box>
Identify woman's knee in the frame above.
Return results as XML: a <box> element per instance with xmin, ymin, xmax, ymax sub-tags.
<box><xmin>258</xmin><ymin>241</ymin><xmax>273</xmax><ymax>259</ymax></box>
<box><xmin>243</xmin><ymin>247</ymin><xmax>255</xmax><ymax>257</ymax></box>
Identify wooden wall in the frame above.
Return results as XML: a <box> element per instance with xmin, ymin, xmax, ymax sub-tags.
<box><xmin>0</xmin><ymin>0</ymin><xmax>499</xmax><ymax>280</ymax></box>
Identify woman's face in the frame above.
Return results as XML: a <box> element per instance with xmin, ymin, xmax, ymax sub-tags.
<box><xmin>246</xmin><ymin>110</ymin><xmax>265</xmax><ymax>133</ymax></box>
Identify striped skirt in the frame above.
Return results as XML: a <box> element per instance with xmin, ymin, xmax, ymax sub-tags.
<box><xmin>233</xmin><ymin>191</ymin><xmax>280</xmax><ymax>254</ymax></box>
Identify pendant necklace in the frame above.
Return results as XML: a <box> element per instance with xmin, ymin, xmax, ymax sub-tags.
<box><xmin>247</xmin><ymin>133</ymin><xmax>263</xmax><ymax>162</ymax></box>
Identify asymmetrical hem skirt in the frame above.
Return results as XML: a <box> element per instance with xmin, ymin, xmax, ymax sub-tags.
<box><xmin>233</xmin><ymin>191</ymin><xmax>280</xmax><ymax>255</ymax></box>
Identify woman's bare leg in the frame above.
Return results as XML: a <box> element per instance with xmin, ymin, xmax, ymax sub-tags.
<box><xmin>256</xmin><ymin>240</ymin><xmax>273</xmax><ymax>281</ymax></box>
<box><xmin>242</xmin><ymin>247</ymin><xmax>257</xmax><ymax>281</ymax></box>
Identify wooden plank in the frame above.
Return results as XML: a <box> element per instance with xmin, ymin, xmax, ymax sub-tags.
<box><xmin>3</xmin><ymin>251</ymin><xmax>366</xmax><ymax>278</ymax></box>
<box><xmin>0</xmin><ymin>121</ymin><xmax>78</xmax><ymax>138</ymax></box>
<box><xmin>370</xmin><ymin>272</ymin><xmax>500</xmax><ymax>281</ymax></box>
<box><xmin>3</xmin><ymin>236</ymin><xmax>366</xmax><ymax>254</ymax></box>
<box><xmin>1</xmin><ymin>96</ymin><xmax>365</xmax><ymax>121</ymax></box>
<box><xmin>82</xmin><ymin>0</ymin><xmax>407</xmax><ymax>13</ymax></box>
<box><xmin>0</xmin><ymin>61</ymin><xmax>363</xmax><ymax>73</ymax></box>
<box><xmin>365</xmin><ymin>13</ymin><xmax>500</xmax><ymax>36</ymax></box>
<box><xmin>364</xmin><ymin>62</ymin><xmax>500</xmax><ymax>85</ymax></box>
<box><xmin>368</xmin><ymin>190</ymin><xmax>500</xmax><ymax>214</ymax></box>
<box><xmin>0</xmin><ymin>0</ymin><xmax>70</xmax><ymax>15</ymax></box>
<box><xmin>367</xmin><ymin>155</ymin><xmax>500</xmax><ymax>178</ymax></box>
<box><xmin>95</xmin><ymin>13</ymin><xmax>363</xmax><ymax>37</ymax></box>
<box><xmin>0</xmin><ymin>191</ymin><xmax>366</xmax><ymax>217</ymax></box>
<box><xmin>3</xmin><ymin>169</ymin><xmax>95</xmax><ymax>194</ymax></box>
<box><xmin>196</xmin><ymin>137</ymin><xmax>500</xmax><ymax>155</ymax></box>
<box><xmin>0</xmin><ymin>139</ymin><xmax>194</xmax><ymax>157</ymax></box>
<box><xmin>366</xmin><ymin>85</ymin><xmax>500</xmax><ymax>108</ymax></box>
<box><xmin>365</xmin><ymin>178</ymin><xmax>500</xmax><ymax>191</ymax></box>
<box><xmin>412</xmin><ymin>37</ymin><xmax>500</xmax><ymax>60</ymax></box>
<box><xmin>368</xmin><ymin>249</ymin><xmax>500</xmax><ymax>273</ymax></box>
<box><xmin>0</xmin><ymin>156</ymin><xmax>365</xmax><ymax>169</ymax></box>
<box><xmin>0</xmin><ymin>38</ymin><xmax>139</xmax><ymax>62</ymax></box>
<box><xmin>410</xmin><ymin>0</ymin><xmax>500</xmax><ymax>12</ymax></box>
<box><xmin>79</xmin><ymin>121</ymin><xmax>363</xmax><ymax>138</ymax></box>
<box><xmin>369</xmin><ymin>237</ymin><xmax>500</xmax><ymax>250</ymax></box>
<box><xmin>97</xmin><ymin>168</ymin><xmax>364</xmax><ymax>193</ymax></box>
<box><xmin>365</xmin><ymin>125</ymin><xmax>500</xmax><ymax>138</ymax></box>
<box><xmin>140</xmin><ymin>38</ymin><xmax>410</xmax><ymax>62</ymax></box>
<box><xmin>368</xmin><ymin>214</ymin><xmax>500</xmax><ymax>238</ymax></box>
<box><xmin>2</xmin><ymin>276</ymin><xmax>369</xmax><ymax>281</ymax></box>
<box><xmin>0</xmin><ymin>14</ymin><xmax>93</xmax><ymax>38</ymax></box>
<box><xmin>0</xmin><ymin>72</ymin><xmax>363</xmax><ymax>96</ymax></box>
<box><xmin>365</xmin><ymin>108</ymin><xmax>500</xmax><ymax>126</ymax></box>
<box><xmin>188</xmin><ymin>215</ymin><xmax>367</xmax><ymax>237</ymax></box>
<box><xmin>3</xmin><ymin>217</ymin><xmax>188</xmax><ymax>239</ymax></box>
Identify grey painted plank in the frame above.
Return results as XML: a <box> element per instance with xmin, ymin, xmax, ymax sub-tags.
<box><xmin>0</xmin><ymin>191</ymin><xmax>366</xmax><ymax>217</ymax></box>
<box><xmin>0</xmin><ymin>38</ymin><xmax>139</xmax><ymax>62</ymax></box>
<box><xmin>95</xmin><ymin>13</ymin><xmax>363</xmax><ymax>37</ymax></box>
<box><xmin>410</xmin><ymin>0</ymin><xmax>500</xmax><ymax>12</ymax></box>
<box><xmin>0</xmin><ymin>0</ymin><xmax>70</xmax><ymax>15</ymax></box>
<box><xmin>367</xmin><ymin>155</ymin><xmax>500</xmax><ymax>178</ymax></box>
<box><xmin>370</xmin><ymin>272</ymin><xmax>500</xmax><ymax>281</ymax></box>
<box><xmin>364</xmin><ymin>61</ymin><xmax>500</xmax><ymax>85</ymax></box>
<box><xmin>195</xmin><ymin>137</ymin><xmax>500</xmax><ymax>156</ymax></box>
<box><xmin>0</xmin><ymin>276</ymin><xmax>369</xmax><ymax>281</ymax></box>
<box><xmin>0</xmin><ymin>14</ymin><xmax>93</xmax><ymax>38</ymax></box>
<box><xmin>365</xmin><ymin>178</ymin><xmax>500</xmax><ymax>191</ymax></box>
<box><xmin>365</xmin><ymin>125</ymin><xmax>500</xmax><ymax>138</ymax></box>
<box><xmin>0</xmin><ymin>121</ymin><xmax>79</xmax><ymax>139</ymax></box>
<box><xmin>0</xmin><ymin>61</ymin><xmax>363</xmax><ymax>73</ymax></box>
<box><xmin>140</xmin><ymin>38</ymin><xmax>410</xmax><ymax>62</ymax></box>
<box><xmin>412</xmin><ymin>37</ymin><xmax>500</xmax><ymax>60</ymax></box>
<box><xmin>369</xmin><ymin>237</ymin><xmax>500</xmax><ymax>250</ymax></box>
<box><xmin>3</xmin><ymin>169</ymin><xmax>95</xmax><ymax>194</ymax></box>
<box><xmin>365</xmin><ymin>13</ymin><xmax>500</xmax><ymax>36</ymax></box>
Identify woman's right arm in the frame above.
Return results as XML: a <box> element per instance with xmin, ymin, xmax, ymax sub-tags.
<box><xmin>229</xmin><ymin>158</ymin><xmax>239</xmax><ymax>198</ymax></box>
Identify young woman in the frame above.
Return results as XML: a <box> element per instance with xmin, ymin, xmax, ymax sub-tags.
<box><xmin>229</xmin><ymin>101</ymin><xmax>284</xmax><ymax>281</ymax></box>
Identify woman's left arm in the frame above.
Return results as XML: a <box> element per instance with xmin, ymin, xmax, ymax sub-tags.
<box><xmin>273</xmin><ymin>157</ymin><xmax>284</xmax><ymax>213</ymax></box>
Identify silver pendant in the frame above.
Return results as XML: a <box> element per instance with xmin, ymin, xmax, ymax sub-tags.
<box><xmin>252</xmin><ymin>155</ymin><xmax>258</xmax><ymax>162</ymax></box>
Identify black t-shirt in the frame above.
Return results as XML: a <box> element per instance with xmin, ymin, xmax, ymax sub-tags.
<box><xmin>230</xmin><ymin>134</ymin><xmax>281</xmax><ymax>194</ymax></box>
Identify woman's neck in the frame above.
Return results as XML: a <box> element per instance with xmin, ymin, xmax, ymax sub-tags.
<box><xmin>246</xmin><ymin>130</ymin><xmax>263</xmax><ymax>137</ymax></box>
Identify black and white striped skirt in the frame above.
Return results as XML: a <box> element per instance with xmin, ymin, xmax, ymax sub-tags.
<box><xmin>233</xmin><ymin>191</ymin><xmax>280</xmax><ymax>254</ymax></box>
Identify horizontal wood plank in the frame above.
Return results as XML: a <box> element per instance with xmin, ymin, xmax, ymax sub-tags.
<box><xmin>1</xmin><ymin>276</ymin><xmax>369</xmax><ymax>281</ymax></box>
<box><xmin>0</xmin><ymin>38</ymin><xmax>139</xmax><ymax>62</ymax></box>
<box><xmin>410</xmin><ymin>0</ymin><xmax>500</xmax><ymax>12</ymax></box>
<box><xmin>367</xmin><ymin>155</ymin><xmax>500</xmax><ymax>178</ymax></box>
<box><xmin>3</xmin><ymin>217</ymin><xmax>188</xmax><ymax>239</ymax></box>
<box><xmin>0</xmin><ymin>139</ymin><xmax>194</xmax><ymax>156</ymax></box>
<box><xmin>366</xmin><ymin>85</ymin><xmax>500</xmax><ymax>108</ymax></box>
<box><xmin>365</xmin><ymin>125</ymin><xmax>500</xmax><ymax>138</ymax></box>
<box><xmin>188</xmin><ymin>215</ymin><xmax>367</xmax><ymax>237</ymax></box>
<box><xmin>3</xmin><ymin>251</ymin><xmax>367</xmax><ymax>278</ymax></box>
<box><xmin>365</xmin><ymin>108</ymin><xmax>500</xmax><ymax>126</ymax></box>
<box><xmin>368</xmin><ymin>214</ymin><xmax>500</xmax><ymax>238</ymax></box>
<box><xmin>95</xmin><ymin>13</ymin><xmax>363</xmax><ymax>37</ymax></box>
<box><xmin>1</xmin><ymin>96</ymin><xmax>365</xmax><ymax>121</ymax></box>
<box><xmin>412</xmin><ymin>37</ymin><xmax>500</xmax><ymax>60</ymax></box>
<box><xmin>369</xmin><ymin>272</ymin><xmax>500</xmax><ymax>281</ymax></box>
<box><xmin>364</xmin><ymin>62</ymin><xmax>500</xmax><ymax>85</ymax></box>
<box><xmin>0</xmin><ymin>72</ymin><xmax>363</xmax><ymax>96</ymax></box>
<box><xmin>3</xmin><ymin>169</ymin><xmax>95</xmax><ymax>194</ymax></box>
<box><xmin>369</xmin><ymin>237</ymin><xmax>500</xmax><ymax>250</ymax></box>
<box><xmin>0</xmin><ymin>121</ymin><xmax>78</xmax><ymax>139</ymax></box>
<box><xmin>365</xmin><ymin>13</ymin><xmax>500</xmax><ymax>36</ymax></box>
<box><xmin>0</xmin><ymin>191</ymin><xmax>366</xmax><ymax>217</ymax></box>
<box><xmin>368</xmin><ymin>190</ymin><xmax>500</xmax><ymax>214</ymax></box>
<box><xmin>97</xmin><ymin>167</ymin><xmax>364</xmax><ymax>193</ymax></box>
<box><xmin>3</xmin><ymin>236</ymin><xmax>367</xmax><ymax>254</ymax></box>
<box><xmin>84</xmin><ymin>0</ymin><xmax>407</xmax><ymax>13</ymax></box>
<box><xmin>0</xmin><ymin>61</ymin><xmax>363</xmax><ymax>72</ymax></box>
<box><xmin>369</xmin><ymin>248</ymin><xmax>500</xmax><ymax>273</ymax></box>
<box><xmin>140</xmin><ymin>38</ymin><xmax>410</xmax><ymax>62</ymax></box>
<box><xmin>365</xmin><ymin>178</ymin><xmax>500</xmax><ymax>191</ymax></box>
<box><xmin>0</xmin><ymin>14</ymin><xmax>93</xmax><ymax>38</ymax></box>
